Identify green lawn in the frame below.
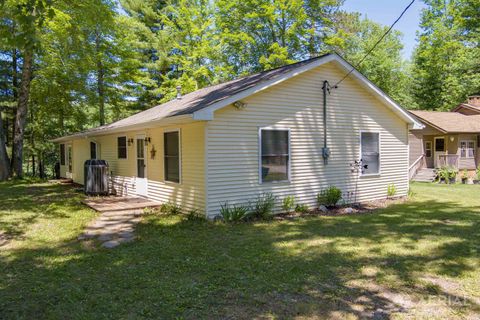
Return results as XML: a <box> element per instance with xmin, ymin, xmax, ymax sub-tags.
<box><xmin>1</xmin><ymin>181</ymin><xmax>479</xmax><ymax>319</ymax></box>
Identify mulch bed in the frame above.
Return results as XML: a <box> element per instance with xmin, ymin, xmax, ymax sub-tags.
<box><xmin>274</xmin><ymin>196</ymin><xmax>407</xmax><ymax>220</ymax></box>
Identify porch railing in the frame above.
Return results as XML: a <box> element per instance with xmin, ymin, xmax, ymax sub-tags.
<box><xmin>437</xmin><ymin>155</ymin><xmax>459</xmax><ymax>169</ymax></box>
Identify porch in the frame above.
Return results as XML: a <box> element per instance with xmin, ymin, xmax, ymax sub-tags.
<box><xmin>424</xmin><ymin>135</ymin><xmax>479</xmax><ymax>170</ymax></box>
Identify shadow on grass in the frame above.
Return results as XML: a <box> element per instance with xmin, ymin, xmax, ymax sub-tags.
<box><xmin>0</xmin><ymin>181</ymin><xmax>84</xmax><ymax>240</ymax></box>
<box><xmin>0</xmin><ymin>185</ymin><xmax>479</xmax><ymax>319</ymax></box>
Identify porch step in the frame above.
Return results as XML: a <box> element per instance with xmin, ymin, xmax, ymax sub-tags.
<box><xmin>412</xmin><ymin>168</ymin><xmax>437</xmax><ymax>183</ymax></box>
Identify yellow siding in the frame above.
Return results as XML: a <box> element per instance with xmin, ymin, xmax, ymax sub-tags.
<box><xmin>66</xmin><ymin>122</ymin><xmax>206</xmax><ymax>214</ymax></box>
<box><xmin>205</xmin><ymin>61</ymin><xmax>410</xmax><ymax>217</ymax></box>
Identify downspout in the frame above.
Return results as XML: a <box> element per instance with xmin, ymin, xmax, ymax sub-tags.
<box><xmin>322</xmin><ymin>80</ymin><xmax>330</xmax><ymax>164</ymax></box>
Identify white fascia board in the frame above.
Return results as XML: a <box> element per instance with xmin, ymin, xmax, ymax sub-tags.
<box><xmin>192</xmin><ymin>54</ymin><xmax>337</xmax><ymax>120</ymax></box>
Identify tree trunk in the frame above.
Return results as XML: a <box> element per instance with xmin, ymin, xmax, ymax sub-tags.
<box><xmin>95</xmin><ymin>31</ymin><xmax>105</xmax><ymax>126</ymax></box>
<box><xmin>11</xmin><ymin>49</ymin><xmax>33</xmax><ymax>178</ymax></box>
<box><xmin>0</xmin><ymin>108</ymin><xmax>10</xmax><ymax>181</ymax></box>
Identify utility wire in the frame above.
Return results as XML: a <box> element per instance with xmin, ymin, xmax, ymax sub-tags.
<box><xmin>333</xmin><ymin>0</ymin><xmax>416</xmax><ymax>88</ymax></box>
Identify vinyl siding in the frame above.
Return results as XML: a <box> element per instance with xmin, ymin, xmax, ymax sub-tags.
<box><xmin>66</xmin><ymin>122</ymin><xmax>206</xmax><ymax>214</ymax></box>
<box><xmin>409</xmin><ymin>132</ymin><xmax>424</xmax><ymax>166</ymax></box>
<box><xmin>205</xmin><ymin>61</ymin><xmax>409</xmax><ymax>218</ymax></box>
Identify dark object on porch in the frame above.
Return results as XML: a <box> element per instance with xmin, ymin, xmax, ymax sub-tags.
<box><xmin>84</xmin><ymin>160</ymin><xmax>109</xmax><ymax>196</ymax></box>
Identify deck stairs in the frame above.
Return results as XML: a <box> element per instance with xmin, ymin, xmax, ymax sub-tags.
<box><xmin>412</xmin><ymin>168</ymin><xmax>437</xmax><ymax>183</ymax></box>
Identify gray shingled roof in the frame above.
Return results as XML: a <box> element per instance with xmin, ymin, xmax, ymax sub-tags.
<box><xmin>409</xmin><ymin>110</ymin><xmax>480</xmax><ymax>133</ymax></box>
<box><xmin>54</xmin><ymin>53</ymin><xmax>331</xmax><ymax>141</ymax></box>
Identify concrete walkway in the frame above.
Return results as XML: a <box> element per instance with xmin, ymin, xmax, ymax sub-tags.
<box><xmin>79</xmin><ymin>196</ymin><xmax>160</xmax><ymax>248</ymax></box>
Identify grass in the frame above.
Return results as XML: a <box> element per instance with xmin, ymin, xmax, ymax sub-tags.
<box><xmin>1</xmin><ymin>181</ymin><xmax>480</xmax><ymax>319</ymax></box>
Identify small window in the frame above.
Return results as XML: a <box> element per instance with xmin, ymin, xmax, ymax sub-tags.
<box><xmin>90</xmin><ymin>142</ymin><xmax>97</xmax><ymax>159</ymax></box>
<box><xmin>67</xmin><ymin>146</ymin><xmax>72</xmax><ymax>173</ymax></box>
<box><xmin>260</xmin><ymin>129</ymin><xmax>290</xmax><ymax>183</ymax></box>
<box><xmin>164</xmin><ymin>131</ymin><xmax>180</xmax><ymax>183</ymax></box>
<box><xmin>117</xmin><ymin>137</ymin><xmax>127</xmax><ymax>159</ymax></box>
<box><xmin>60</xmin><ymin>144</ymin><xmax>66</xmax><ymax>165</ymax></box>
<box><xmin>425</xmin><ymin>141</ymin><xmax>432</xmax><ymax>158</ymax></box>
<box><xmin>460</xmin><ymin>140</ymin><xmax>475</xmax><ymax>158</ymax></box>
<box><xmin>361</xmin><ymin>132</ymin><xmax>380</xmax><ymax>175</ymax></box>
<box><xmin>435</xmin><ymin>138</ymin><xmax>445</xmax><ymax>152</ymax></box>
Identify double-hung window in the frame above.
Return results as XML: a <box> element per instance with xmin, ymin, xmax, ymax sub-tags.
<box><xmin>164</xmin><ymin>131</ymin><xmax>180</xmax><ymax>183</ymax></box>
<box><xmin>361</xmin><ymin>132</ymin><xmax>380</xmax><ymax>175</ymax></box>
<box><xmin>90</xmin><ymin>142</ymin><xmax>97</xmax><ymax>159</ymax></box>
<box><xmin>460</xmin><ymin>140</ymin><xmax>475</xmax><ymax>158</ymax></box>
<box><xmin>260</xmin><ymin>128</ymin><xmax>290</xmax><ymax>183</ymax></box>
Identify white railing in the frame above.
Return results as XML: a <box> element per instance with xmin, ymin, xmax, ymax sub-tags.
<box><xmin>409</xmin><ymin>155</ymin><xmax>425</xmax><ymax>180</ymax></box>
<box><xmin>437</xmin><ymin>155</ymin><xmax>459</xmax><ymax>169</ymax></box>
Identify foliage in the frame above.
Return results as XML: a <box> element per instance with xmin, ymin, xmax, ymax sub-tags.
<box><xmin>251</xmin><ymin>192</ymin><xmax>276</xmax><ymax>220</ymax></box>
<box><xmin>294</xmin><ymin>203</ymin><xmax>309</xmax><ymax>213</ymax></box>
<box><xmin>461</xmin><ymin>169</ymin><xmax>468</xmax><ymax>180</ymax></box>
<box><xmin>160</xmin><ymin>202</ymin><xmax>182</xmax><ymax>215</ymax></box>
<box><xmin>282</xmin><ymin>195</ymin><xmax>295</xmax><ymax>213</ymax></box>
<box><xmin>387</xmin><ymin>184</ymin><xmax>397</xmax><ymax>197</ymax></box>
<box><xmin>184</xmin><ymin>209</ymin><xmax>205</xmax><ymax>221</ymax></box>
<box><xmin>411</xmin><ymin>0</ymin><xmax>480</xmax><ymax>111</ymax></box>
<box><xmin>438</xmin><ymin>166</ymin><xmax>457</xmax><ymax>183</ymax></box>
<box><xmin>476</xmin><ymin>165</ymin><xmax>480</xmax><ymax>180</ymax></box>
<box><xmin>317</xmin><ymin>186</ymin><xmax>342</xmax><ymax>207</ymax></box>
<box><xmin>219</xmin><ymin>202</ymin><xmax>249</xmax><ymax>222</ymax></box>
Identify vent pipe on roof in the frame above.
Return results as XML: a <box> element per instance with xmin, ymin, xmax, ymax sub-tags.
<box><xmin>176</xmin><ymin>86</ymin><xmax>182</xmax><ymax>99</ymax></box>
<box><xmin>322</xmin><ymin>80</ymin><xmax>331</xmax><ymax>164</ymax></box>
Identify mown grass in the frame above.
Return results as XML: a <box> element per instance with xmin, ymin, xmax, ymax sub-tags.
<box><xmin>0</xmin><ymin>181</ymin><xmax>479</xmax><ymax>319</ymax></box>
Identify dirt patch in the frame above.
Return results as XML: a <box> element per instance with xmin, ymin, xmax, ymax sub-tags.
<box><xmin>275</xmin><ymin>197</ymin><xmax>407</xmax><ymax>220</ymax></box>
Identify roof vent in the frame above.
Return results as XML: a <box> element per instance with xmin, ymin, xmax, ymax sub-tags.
<box><xmin>176</xmin><ymin>86</ymin><xmax>182</xmax><ymax>100</ymax></box>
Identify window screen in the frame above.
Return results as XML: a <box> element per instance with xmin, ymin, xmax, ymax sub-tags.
<box><xmin>164</xmin><ymin>131</ymin><xmax>180</xmax><ymax>183</ymax></box>
<box><xmin>361</xmin><ymin>132</ymin><xmax>380</xmax><ymax>175</ymax></box>
<box><xmin>60</xmin><ymin>144</ymin><xmax>66</xmax><ymax>165</ymax></box>
<box><xmin>90</xmin><ymin>142</ymin><xmax>97</xmax><ymax>159</ymax></box>
<box><xmin>261</xmin><ymin>129</ymin><xmax>289</xmax><ymax>183</ymax></box>
<box><xmin>117</xmin><ymin>137</ymin><xmax>127</xmax><ymax>159</ymax></box>
<box><xmin>425</xmin><ymin>141</ymin><xmax>432</xmax><ymax>158</ymax></box>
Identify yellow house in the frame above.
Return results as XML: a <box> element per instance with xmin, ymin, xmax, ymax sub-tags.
<box><xmin>53</xmin><ymin>53</ymin><xmax>422</xmax><ymax>218</ymax></box>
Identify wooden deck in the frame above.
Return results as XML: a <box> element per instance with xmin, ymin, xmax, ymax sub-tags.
<box><xmin>82</xmin><ymin>196</ymin><xmax>161</xmax><ymax>212</ymax></box>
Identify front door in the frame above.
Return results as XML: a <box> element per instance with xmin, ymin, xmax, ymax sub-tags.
<box><xmin>136</xmin><ymin>136</ymin><xmax>148</xmax><ymax>196</ymax></box>
<box><xmin>434</xmin><ymin>137</ymin><xmax>446</xmax><ymax>168</ymax></box>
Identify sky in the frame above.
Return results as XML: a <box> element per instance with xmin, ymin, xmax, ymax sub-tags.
<box><xmin>342</xmin><ymin>0</ymin><xmax>427</xmax><ymax>60</ymax></box>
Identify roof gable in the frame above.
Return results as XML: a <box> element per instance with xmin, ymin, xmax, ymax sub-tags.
<box><xmin>410</xmin><ymin>110</ymin><xmax>480</xmax><ymax>133</ymax></box>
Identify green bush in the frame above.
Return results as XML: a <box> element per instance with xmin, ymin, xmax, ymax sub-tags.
<box><xmin>387</xmin><ymin>184</ymin><xmax>397</xmax><ymax>197</ymax></box>
<box><xmin>251</xmin><ymin>193</ymin><xmax>276</xmax><ymax>220</ymax></box>
<box><xmin>185</xmin><ymin>209</ymin><xmax>205</xmax><ymax>221</ymax></box>
<box><xmin>160</xmin><ymin>202</ymin><xmax>182</xmax><ymax>215</ymax></box>
<box><xmin>438</xmin><ymin>166</ymin><xmax>457</xmax><ymax>184</ymax></box>
<box><xmin>220</xmin><ymin>202</ymin><xmax>249</xmax><ymax>222</ymax></box>
<box><xmin>317</xmin><ymin>186</ymin><xmax>342</xmax><ymax>207</ymax></box>
<box><xmin>476</xmin><ymin>165</ymin><xmax>480</xmax><ymax>180</ymax></box>
<box><xmin>282</xmin><ymin>195</ymin><xmax>295</xmax><ymax>213</ymax></box>
<box><xmin>294</xmin><ymin>203</ymin><xmax>309</xmax><ymax>213</ymax></box>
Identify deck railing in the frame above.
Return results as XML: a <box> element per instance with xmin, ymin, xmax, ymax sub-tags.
<box><xmin>437</xmin><ymin>154</ymin><xmax>459</xmax><ymax>169</ymax></box>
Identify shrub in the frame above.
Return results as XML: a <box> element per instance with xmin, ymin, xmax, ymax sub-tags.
<box><xmin>160</xmin><ymin>202</ymin><xmax>182</xmax><ymax>215</ymax></box>
<box><xmin>317</xmin><ymin>186</ymin><xmax>342</xmax><ymax>207</ymax></box>
<box><xmin>185</xmin><ymin>209</ymin><xmax>205</xmax><ymax>221</ymax></box>
<box><xmin>387</xmin><ymin>184</ymin><xmax>397</xmax><ymax>197</ymax></box>
<box><xmin>251</xmin><ymin>193</ymin><xmax>276</xmax><ymax>220</ymax></box>
<box><xmin>220</xmin><ymin>202</ymin><xmax>250</xmax><ymax>222</ymax></box>
<box><xmin>282</xmin><ymin>195</ymin><xmax>295</xmax><ymax>213</ymax></box>
<box><xmin>295</xmin><ymin>203</ymin><xmax>309</xmax><ymax>213</ymax></box>
<box><xmin>476</xmin><ymin>165</ymin><xmax>480</xmax><ymax>180</ymax></box>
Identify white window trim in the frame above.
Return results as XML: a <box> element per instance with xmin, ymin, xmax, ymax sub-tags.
<box><xmin>359</xmin><ymin>130</ymin><xmax>381</xmax><ymax>177</ymax></box>
<box><xmin>117</xmin><ymin>136</ymin><xmax>128</xmax><ymax>160</ymax></box>
<box><xmin>164</xmin><ymin>129</ymin><xmax>181</xmax><ymax>184</ymax></box>
<box><xmin>434</xmin><ymin>136</ymin><xmax>446</xmax><ymax>152</ymax></box>
<box><xmin>425</xmin><ymin>141</ymin><xmax>432</xmax><ymax>158</ymax></box>
<box><xmin>460</xmin><ymin>140</ymin><xmax>475</xmax><ymax>159</ymax></box>
<box><xmin>258</xmin><ymin>127</ymin><xmax>291</xmax><ymax>184</ymax></box>
<box><xmin>90</xmin><ymin>141</ymin><xmax>98</xmax><ymax>159</ymax></box>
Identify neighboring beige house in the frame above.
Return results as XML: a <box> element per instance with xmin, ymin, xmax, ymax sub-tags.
<box><xmin>409</xmin><ymin>95</ymin><xmax>480</xmax><ymax>181</ymax></box>
<box><xmin>53</xmin><ymin>53</ymin><xmax>422</xmax><ymax>218</ymax></box>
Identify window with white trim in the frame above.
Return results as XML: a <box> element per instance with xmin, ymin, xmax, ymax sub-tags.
<box><xmin>117</xmin><ymin>136</ymin><xmax>127</xmax><ymax>159</ymax></box>
<box><xmin>260</xmin><ymin>129</ymin><xmax>289</xmax><ymax>183</ymax></box>
<box><xmin>164</xmin><ymin>131</ymin><xmax>180</xmax><ymax>183</ymax></box>
<box><xmin>90</xmin><ymin>142</ymin><xmax>97</xmax><ymax>159</ymax></box>
<box><xmin>460</xmin><ymin>140</ymin><xmax>475</xmax><ymax>158</ymax></box>
<box><xmin>361</xmin><ymin>132</ymin><xmax>380</xmax><ymax>175</ymax></box>
<box><xmin>425</xmin><ymin>141</ymin><xmax>432</xmax><ymax>158</ymax></box>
